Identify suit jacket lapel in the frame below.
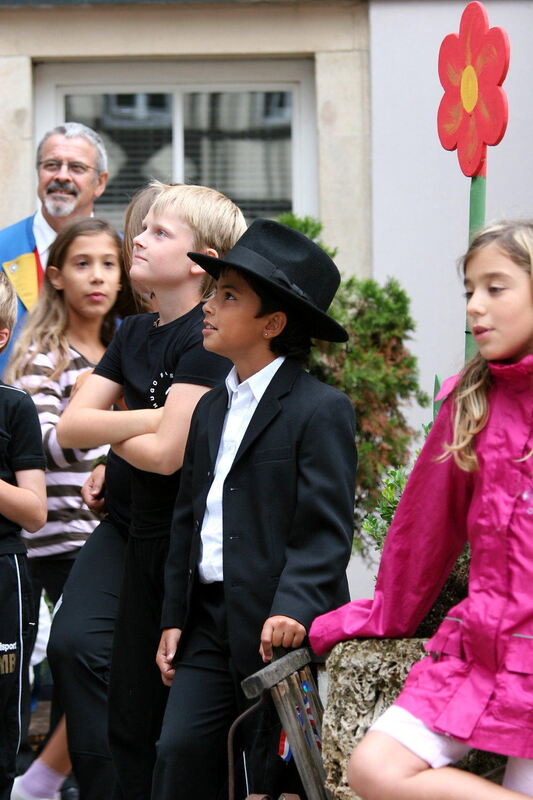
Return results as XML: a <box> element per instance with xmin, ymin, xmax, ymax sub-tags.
<box><xmin>233</xmin><ymin>358</ymin><xmax>301</xmax><ymax>464</ymax></box>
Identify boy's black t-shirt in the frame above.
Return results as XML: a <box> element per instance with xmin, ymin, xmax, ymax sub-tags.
<box><xmin>0</xmin><ymin>382</ymin><xmax>46</xmax><ymax>555</ymax></box>
<box><xmin>94</xmin><ymin>304</ymin><xmax>230</xmax><ymax>538</ymax></box>
<box><xmin>103</xmin><ymin>450</ymin><xmax>132</xmax><ymax>533</ymax></box>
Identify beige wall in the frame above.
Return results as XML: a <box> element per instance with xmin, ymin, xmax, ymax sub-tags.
<box><xmin>0</xmin><ymin>56</ymin><xmax>34</xmax><ymax>227</ymax></box>
<box><xmin>0</xmin><ymin>0</ymin><xmax>370</xmax><ymax>276</ymax></box>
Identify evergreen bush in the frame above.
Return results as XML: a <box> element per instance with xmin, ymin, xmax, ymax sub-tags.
<box><xmin>276</xmin><ymin>213</ymin><xmax>430</xmax><ymax>548</ymax></box>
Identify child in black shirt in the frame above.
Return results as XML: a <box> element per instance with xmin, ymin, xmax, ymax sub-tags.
<box><xmin>57</xmin><ymin>183</ymin><xmax>246</xmax><ymax>800</ymax></box>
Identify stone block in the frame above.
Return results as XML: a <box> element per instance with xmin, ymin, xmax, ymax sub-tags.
<box><xmin>321</xmin><ymin>639</ymin><xmax>505</xmax><ymax>799</ymax></box>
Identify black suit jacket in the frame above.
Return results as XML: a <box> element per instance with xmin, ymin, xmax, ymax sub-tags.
<box><xmin>161</xmin><ymin>358</ymin><xmax>357</xmax><ymax>677</ymax></box>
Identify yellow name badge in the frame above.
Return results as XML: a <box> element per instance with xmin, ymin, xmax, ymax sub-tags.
<box><xmin>2</xmin><ymin>252</ymin><xmax>40</xmax><ymax>310</ymax></box>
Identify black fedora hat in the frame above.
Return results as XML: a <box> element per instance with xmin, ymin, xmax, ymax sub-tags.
<box><xmin>188</xmin><ymin>218</ymin><xmax>348</xmax><ymax>343</ymax></box>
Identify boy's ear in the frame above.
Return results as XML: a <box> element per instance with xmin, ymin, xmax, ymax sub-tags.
<box><xmin>264</xmin><ymin>311</ymin><xmax>287</xmax><ymax>340</ymax></box>
<box><xmin>0</xmin><ymin>327</ymin><xmax>10</xmax><ymax>351</ymax></box>
<box><xmin>190</xmin><ymin>247</ymin><xmax>218</xmax><ymax>277</ymax></box>
<box><xmin>47</xmin><ymin>265</ymin><xmax>63</xmax><ymax>290</ymax></box>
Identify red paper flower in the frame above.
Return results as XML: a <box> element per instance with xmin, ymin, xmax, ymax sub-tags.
<box><xmin>437</xmin><ymin>1</ymin><xmax>510</xmax><ymax>177</ymax></box>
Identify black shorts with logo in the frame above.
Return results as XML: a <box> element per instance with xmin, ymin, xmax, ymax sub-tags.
<box><xmin>0</xmin><ymin>552</ymin><xmax>33</xmax><ymax>800</ymax></box>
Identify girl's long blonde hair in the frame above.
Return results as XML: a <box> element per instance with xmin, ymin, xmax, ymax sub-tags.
<box><xmin>6</xmin><ymin>218</ymin><xmax>125</xmax><ymax>390</ymax></box>
<box><xmin>443</xmin><ymin>220</ymin><xmax>533</xmax><ymax>471</ymax></box>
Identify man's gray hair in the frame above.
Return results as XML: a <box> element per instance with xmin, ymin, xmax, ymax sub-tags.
<box><xmin>36</xmin><ymin>122</ymin><xmax>108</xmax><ymax>173</ymax></box>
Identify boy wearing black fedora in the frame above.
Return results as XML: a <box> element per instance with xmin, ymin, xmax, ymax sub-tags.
<box><xmin>153</xmin><ymin>218</ymin><xmax>357</xmax><ymax>799</ymax></box>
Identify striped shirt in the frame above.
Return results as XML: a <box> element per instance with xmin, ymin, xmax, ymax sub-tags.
<box><xmin>13</xmin><ymin>345</ymin><xmax>108</xmax><ymax>558</ymax></box>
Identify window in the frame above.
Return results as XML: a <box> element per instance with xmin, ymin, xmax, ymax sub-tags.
<box><xmin>65</xmin><ymin>92</ymin><xmax>173</xmax><ymax>226</ymax></box>
<box><xmin>35</xmin><ymin>61</ymin><xmax>317</xmax><ymax>229</ymax></box>
<box><xmin>182</xmin><ymin>91</ymin><xmax>292</xmax><ymax>217</ymax></box>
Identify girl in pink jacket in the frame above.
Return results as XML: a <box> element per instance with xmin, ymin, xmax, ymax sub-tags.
<box><xmin>310</xmin><ymin>220</ymin><xmax>533</xmax><ymax>799</ymax></box>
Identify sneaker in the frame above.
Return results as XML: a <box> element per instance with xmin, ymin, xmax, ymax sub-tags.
<box><xmin>11</xmin><ymin>776</ymin><xmax>60</xmax><ymax>800</ymax></box>
<box><xmin>60</xmin><ymin>790</ymin><xmax>79</xmax><ymax>800</ymax></box>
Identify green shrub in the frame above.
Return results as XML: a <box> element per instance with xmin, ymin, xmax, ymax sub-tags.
<box><xmin>276</xmin><ymin>213</ymin><xmax>430</xmax><ymax>551</ymax></box>
<box><xmin>361</xmin><ymin>465</ymin><xmax>409</xmax><ymax>552</ymax></box>
<box><xmin>310</xmin><ymin>277</ymin><xmax>430</xmax><ymax>531</ymax></box>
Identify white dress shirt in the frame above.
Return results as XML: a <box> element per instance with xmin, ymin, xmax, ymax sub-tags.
<box><xmin>198</xmin><ymin>356</ymin><xmax>285</xmax><ymax>583</ymax></box>
<box><xmin>33</xmin><ymin>207</ymin><xmax>58</xmax><ymax>267</ymax></box>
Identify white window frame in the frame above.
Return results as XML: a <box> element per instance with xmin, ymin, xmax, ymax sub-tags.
<box><xmin>34</xmin><ymin>59</ymin><xmax>318</xmax><ymax>216</ymax></box>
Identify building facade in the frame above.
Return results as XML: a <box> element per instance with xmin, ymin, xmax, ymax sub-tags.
<box><xmin>0</xmin><ymin>0</ymin><xmax>371</xmax><ymax>275</ymax></box>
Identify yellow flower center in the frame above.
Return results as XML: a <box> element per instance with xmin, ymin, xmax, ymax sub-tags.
<box><xmin>460</xmin><ymin>64</ymin><xmax>479</xmax><ymax>113</ymax></box>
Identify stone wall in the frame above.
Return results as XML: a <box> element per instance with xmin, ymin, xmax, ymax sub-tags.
<box><xmin>321</xmin><ymin>639</ymin><xmax>504</xmax><ymax>800</ymax></box>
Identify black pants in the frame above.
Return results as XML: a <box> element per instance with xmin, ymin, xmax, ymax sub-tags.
<box><xmin>151</xmin><ymin>582</ymin><xmax>303</xmax><ymax>800</ymax></box>
<box><xmin>108</xmin><ymin>536</ymin><xmax>170</xmax><ymax>800</ymax></box>
<box><xmin>29</xmin><ymin>554</ymin><xmax>76</xmax><ymax>613</ymax></box>
<box><xmin>16</xmin><ymin>552</ymin><xmax>77</xmax><ymax>760</ymax></box>
<box><xmin>0</xmin><ymin>554</ymin><xmax>33</xmax><ymax>800</ymax></box>
<box><xmin>48</xmin><ymin>519</ymin><xmax>127</xmax><ymax>800</ymax></box>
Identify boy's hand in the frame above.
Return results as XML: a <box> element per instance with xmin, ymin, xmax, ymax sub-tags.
<box><xmin>156</xmin><ymin>628</ymin><xmax>182</xmax><ymax>686</ymax></box>
<box><xmin>259</xmin><ymin>615</ymin><xmax>306</xmax><ymax>663</ymax></box>
<box><xmin>81</xmin><ymin>463</ymin><xmax>106</xmax><ymax>511</ymax></box>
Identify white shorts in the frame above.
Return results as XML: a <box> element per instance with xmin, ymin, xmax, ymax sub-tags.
<box><xmin>370</xmin><ymin>705</ymin><xmax>470</xmax><ymax>768</ymax></box>
<box><xmin>370</xmin><ymin>705</ymin><xmax>533</xmax><ymax>794</ymax></box>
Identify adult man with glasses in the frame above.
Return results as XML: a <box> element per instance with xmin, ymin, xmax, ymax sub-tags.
<box><xmin>0</xmin><ymin>122</ymin><xmax>109</xmax><ymax>373</ymax></box>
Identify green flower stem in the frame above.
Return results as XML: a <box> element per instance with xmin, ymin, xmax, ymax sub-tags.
<box><xmin>465</xmin><ymin>174</ymin><xmax>487</xmax><ymax>361</ymax></box>
<box><xmin>469</xmin><ymin>174</ymin><xmax>486</xmax><ymax>242</ymax></box>
<box><xmin>433</xmin><ymin>374</ymin><xmax>442</xmax><ymax>420</ymax></box>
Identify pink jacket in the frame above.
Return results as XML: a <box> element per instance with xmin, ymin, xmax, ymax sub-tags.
<box><xmin>310</xmin><ymin>355</ymin><xmax>533</xmax><ymax>757</ymax></box>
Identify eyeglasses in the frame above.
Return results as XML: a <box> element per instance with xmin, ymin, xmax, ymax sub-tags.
<box><xmin>38</xmin><ymin>159</ymin><xmax>99</xmax><ymax>176</ymax></box>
